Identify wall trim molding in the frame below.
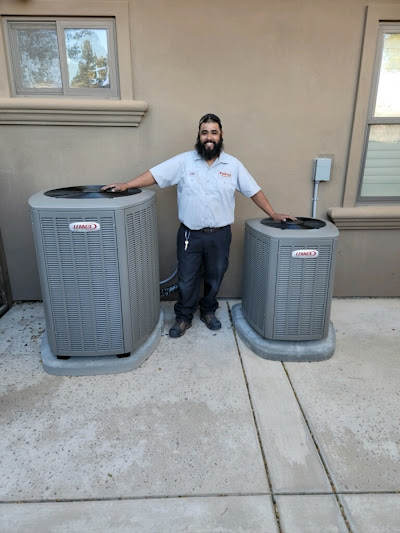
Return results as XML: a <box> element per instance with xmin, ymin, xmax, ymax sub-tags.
<box><xmin>328</xmin><ymin>206</ymin><xmax>400</xmax><ymax>229</ymax></box>
<box><xmin>0</xmin><ymin>98</ymin><xmax>148</xmax><ymax>126</ymax></box>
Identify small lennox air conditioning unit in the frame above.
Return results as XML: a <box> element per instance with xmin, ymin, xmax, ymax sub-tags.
<box><xmin>242</xmin><ymin>217</ymin><xmax>338</xmax><ymax>340</ymax></box>
<box><xmin>232</xmin><ymin>217</ymin><xmax>339</xmax><ymax>361</ymax></box>
<box><xmin>29</xmin><ymin>185</ymin><xmax>163</xmax><ymax>375</ymax></box>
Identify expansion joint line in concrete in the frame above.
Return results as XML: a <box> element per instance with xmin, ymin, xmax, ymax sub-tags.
<box><xmin>2</xmin><ymin>490</ymin><xmax>400</xmax><ymax>505</ymax></box>
<box><xmin>227</xmin><ymin>302</ymin><xmax>283</xmax><ymax>533</ymax></box>
<box><xmin>281</xmin><ymin>363</ymin><xmax>353</xmax><ymax>533</ymax></box>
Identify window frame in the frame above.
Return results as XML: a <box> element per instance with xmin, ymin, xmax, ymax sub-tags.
<box><xmin>5</xmin><ymin>16</ymin><xmax>119</xmax><ymax>99</ymax></box>
<box><xmin>344</xmin><ymin>5</ymin><xmax>400</xmax><ymax>207</ymax></box>
<box><xmin>0</xmin><ymin>1</ymin><xmax>148</xmax><ymax>127</ymax></box>
<box><xmin>357</xmin><ymin>23</ymin><xmax>400</xmax><ymax>203</ymax></box>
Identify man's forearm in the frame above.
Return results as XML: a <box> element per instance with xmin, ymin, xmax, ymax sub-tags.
<box><xmin>102</xmin><ymin>170</ymin><xmax>156</xmax><ymax>192</ymax></box>
<box><xmin>121</xmin><ymin>170</ymin><xmax>156</xmax><ymax>190</ymax></box>
<box><xmin>250</xmin><ymin>190</ymin><xmax>276</xmax><ymax>218</ymax></box>
<box><xmin>251</xmin><ymin>190</ymin><xmax>296</xmax><ymax>222</ymax></box>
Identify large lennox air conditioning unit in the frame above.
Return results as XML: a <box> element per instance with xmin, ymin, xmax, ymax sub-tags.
<box><xmin>29</xmin><ymin>186</ymin><xmax>162</xmax><ymax>375</ymax></box>
<box><xmin>232</xmin><ymin>217</ymin><xmax>339</xmax><ymax>361</ymax></box>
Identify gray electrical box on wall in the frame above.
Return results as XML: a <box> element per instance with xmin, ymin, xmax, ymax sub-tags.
<box><xmin>313</xmin><ymin>157</ymin><xmax>332</xmax><ymax>181</ymax></box>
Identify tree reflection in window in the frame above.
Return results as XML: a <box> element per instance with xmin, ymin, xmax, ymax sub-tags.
<box><xmin>65</xmin><ymin>28</ymin><xmax>110</xmax><ymax>89</ymax></box>
<box><xmin>6</xmin><ymin>18</ymin><xmax>117</xmax><ymax>97</ymax></box>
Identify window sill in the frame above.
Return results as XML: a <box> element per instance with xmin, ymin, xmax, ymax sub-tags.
<box><xmin>0</xmin><ymin>98</ymin><xmax>148</xmax><ymax>126</ymax></box>
<box><xmin>327</xmin><ymin>206</ymin><xmax>400</xmax><ymax>229</ymax></box>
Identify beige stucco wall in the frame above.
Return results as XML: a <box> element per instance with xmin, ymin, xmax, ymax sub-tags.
<box><xmin>334</xmin><ymin>230</ymin><xmax>400</xmax><ymax>296</ymax></box>
<box><xmin>0</xmin><ymin>0</ymin><xmax>399</xmax><ymax>300</ymax></box>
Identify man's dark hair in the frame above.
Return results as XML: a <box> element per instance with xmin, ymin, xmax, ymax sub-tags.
<box><xmin>198</xmin><ymin>113</ymin><xmax>222</xmax><ymax>130</ymax></box>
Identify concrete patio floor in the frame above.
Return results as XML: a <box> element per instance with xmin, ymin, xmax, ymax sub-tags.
<box><xmin>0</xmin><ymin>298</ymin><xmax>399</xmax><ymax>532</ymax></box>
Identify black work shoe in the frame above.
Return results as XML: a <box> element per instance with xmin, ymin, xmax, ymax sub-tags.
<box><xmin>200</xmin><ymin>313</ymin><xmax>221</xmax><ymax>331</ymax></box>
<box><xmin>169</xmin><ymin>319</ymin><xmax>192</xmax><ymax>338</ymax></box>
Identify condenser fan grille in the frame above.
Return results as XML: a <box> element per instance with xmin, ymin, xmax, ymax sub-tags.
<box><xmin>44</xmin><ymin>185</ymin><xmax>141</xmax><ymax>199</ymax></box>
<box><xmin>40</xmin><ymin>213</ymin><xmax>124</xmax><ymax>354</ymax></box>
<box><xmin>261</xmin><ymin>217</ymin><xmax>326</xmax><ymax>230</ymax></box>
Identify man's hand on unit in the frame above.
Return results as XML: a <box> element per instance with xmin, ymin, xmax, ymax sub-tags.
<box><xmin>271</xmin><ymin>213</ymin><xmax>297</xmax><ymax>222</ymax></box>
<box><xmin>101</xmin><ymin>183</ymin><xmax>126</xmax><ymax>192</ymax></box>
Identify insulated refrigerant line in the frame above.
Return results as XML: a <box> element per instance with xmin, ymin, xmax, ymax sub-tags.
<box><xmin>312</xmin><ymin>180</ymin><xmax>319</xmax><ymax>218</ymax></box>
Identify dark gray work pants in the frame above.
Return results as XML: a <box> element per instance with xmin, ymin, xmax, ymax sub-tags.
<box><xmin>174</xmin><ymin>224</ymin><xmax>232</xmax><ymax>322</ymax></box>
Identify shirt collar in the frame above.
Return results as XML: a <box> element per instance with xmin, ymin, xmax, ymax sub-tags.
<box><xmin>192</xmin><ymin>150</ymin><xmax>229</xmax><ymax>164</ymax></box>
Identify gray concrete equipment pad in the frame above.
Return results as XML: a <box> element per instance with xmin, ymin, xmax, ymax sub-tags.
<box><xmin>284</xmin><ymin>298</ymin><xmax>400</xmax><ymax>492</ymax></box>
<box><xmin>231</xmin><ymin>303</ymin><xmax>336</xmax><ymax>361</ymax></box>
<box><xmin>40</xmin><ymin>310</ymin><xmax>164</xmax><ymax>376</ymax></box>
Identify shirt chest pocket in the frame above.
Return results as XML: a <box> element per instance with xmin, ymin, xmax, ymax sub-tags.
<box><xmin>181</xmin><ymin>170</ymin><xmax>201</xmax><ymax>191</ymax></box>
<box><xmin>216</xmin><ymin>170</ymin><xmax>236</xmax><ymax>191</ymax></box>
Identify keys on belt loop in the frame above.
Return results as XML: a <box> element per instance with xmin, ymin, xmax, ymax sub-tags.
<box><xmin>184</xmin><ymin>230</ymin><xmax>190</xmax><ymax>251</ymax></box>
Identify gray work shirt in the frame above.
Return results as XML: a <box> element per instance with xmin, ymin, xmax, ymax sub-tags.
<box><xmin>150</xmin><ymin>150</ymin><xmax>261</xmax><ymax>230</ymax></box>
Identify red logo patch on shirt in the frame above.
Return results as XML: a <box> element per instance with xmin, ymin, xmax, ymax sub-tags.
<box><xmin>219</xmin><ymin>171</ymin><xmax>232</xmax><ymax>178</ymax></box>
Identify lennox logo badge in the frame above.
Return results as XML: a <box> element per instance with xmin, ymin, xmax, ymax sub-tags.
<box><xmin>292</xmin><ymin>249</ymin><xmax>319</xmax><ymax>258</ymax></box>
<box><xmin>69</xmin><ymin>222</ymin><xmax>100</xmax><ymax>232</ymax></box>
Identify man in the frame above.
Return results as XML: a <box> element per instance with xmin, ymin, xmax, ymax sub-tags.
<box><xmin>102</xmin><ymin>113</ymin><xmax>294</xmax><ymax>338</ymax></box>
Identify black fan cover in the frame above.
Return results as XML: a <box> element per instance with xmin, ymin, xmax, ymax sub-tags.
<box><xmin>44</xmin><ymin>185</ymin><xmax>141</xmax><ymax>199</ymax></box>
<box><xmin>260</xmin><ymin>217</ymin><xmax>326</xmax><ymax>230</ymax></box>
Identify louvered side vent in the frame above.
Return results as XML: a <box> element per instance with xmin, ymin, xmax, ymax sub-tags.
<box><xmin>41</xmin><ymin>214</ymin><xmax>123</xmax><ymax>354</ymax></box>
<box><xmin>274</xmin><ymin>244</ymin><xmax>333</xmax><ymax>340</ymax></box>
<box><xmin>242</xmin><ymin>229</ymin><xmax>269</xmax><ymax>335</ymax></box>
<box><xmin>126</xmin><ymin>202</ymin><xmax>160</xmax><ymax>345</ymax></box>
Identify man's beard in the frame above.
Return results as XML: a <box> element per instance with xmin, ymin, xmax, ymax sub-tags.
<box><xmin>195</xmin><ymin>136</ymin><xmax>224</xmax><ymax>160</ymax></box>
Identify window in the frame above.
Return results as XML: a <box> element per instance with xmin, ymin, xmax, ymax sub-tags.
<box><xmin>5</xmin><ymin>17</ymin><xmax>119</xmax><ymax>98</ymax></box>
<box><xmin>359</xmin><ymin>24</ymin><xmax>400</xmax><ymax>202</ymax></box>
<box><xmin>0</xmin><ymin>2</ymin><xmax>146</xmax><ymax>126</ymax></box>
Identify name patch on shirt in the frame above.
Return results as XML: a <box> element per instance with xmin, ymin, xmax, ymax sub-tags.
<box><xmin>219</xmin><ymin>171</ymin><xmax>232</xmax><ymax>178</ymax></box>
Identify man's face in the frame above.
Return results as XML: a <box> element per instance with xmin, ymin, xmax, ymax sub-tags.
<box><xmin>195</xmin><ymin>121</ymin><xmax>224</xmax><ymax>160</ymax></box>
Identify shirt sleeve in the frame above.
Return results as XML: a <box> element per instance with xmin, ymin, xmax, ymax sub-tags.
<box><xmin>150</xmin><ymin>154</ymin><xmax>184</xmax><ymax>188</ymax></box>
<box><xmin>236</xmin><ymin>161</ymin><xmax>261</xmax><ymax>198</ymax></box>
